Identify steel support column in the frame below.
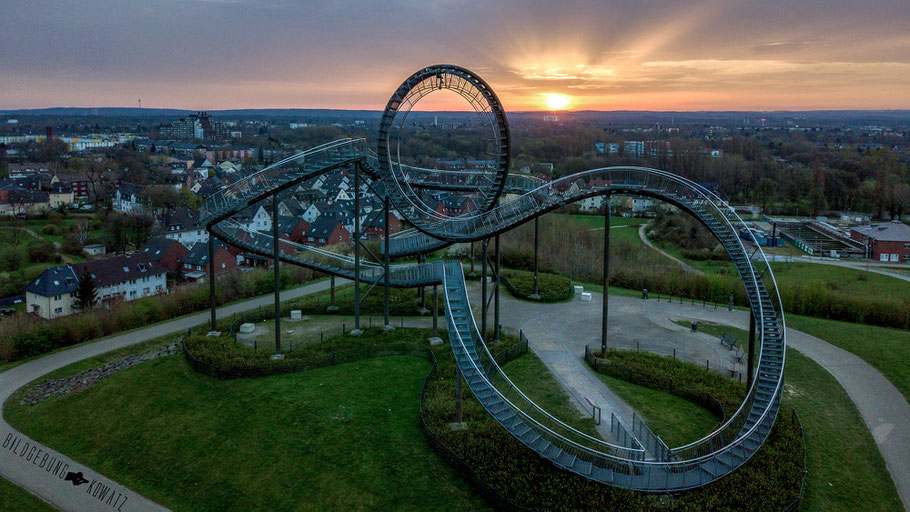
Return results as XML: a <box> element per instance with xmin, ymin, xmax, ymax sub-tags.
<box><xmin>432</xmin><ymin>285</ymin><xmax>438</xmax><ymax>338</ymax></box>
<box><xmin>273</xmin><ymin>197</ymin><xmax>281</xmax><ymax>353</ymax></box>
<box><xmin>532</xmin><ymin>215</ymin><xmax>540</xmax><ymax>298</ymax></box>
<box><xmin>481</xmin><ymin>238</ymin><xmax>488</xmax><ymax>338</ymax></box>
<box><xmin>748</xmin><ymin>309</ymin><xmax>756</xmax><ymax>387</ymax></box>
<box><xmin>494</xmin><ymin>233</ymin><xmax>500</xmax><ymax>343</ymax></box>
<box><xmin>208</xmin><ymin>236</ymin><xmax>216</xmax><ymax>331</ymax></box>
<box><xmin>352</xmin><ymin>164</ymin><xmax>361</xmax><ymax>333</ymax></box>
<box><xmin>601</xmin><ymin>195</ymin><xmax>611</xmax><ymax>355</ymax></box>
<box><xmin>456</xmin><ymin>368</ymin><xmax>463</xmax><ymax>423</ymax></box>
<box><xmin>383</xmin><ymin>196</ymin><xmax>391</xmax><ymax>329</ymax></box>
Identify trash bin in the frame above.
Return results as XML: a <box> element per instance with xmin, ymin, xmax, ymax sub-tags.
<box><xmin>642</xmin><ymin>288</ymin><xmax>648</xmax><ymax>299</ymax></box>
<box><xmin>691</xmin><ymin>321</ymin><xmax>698</xmax><ymax>332</ymax></box>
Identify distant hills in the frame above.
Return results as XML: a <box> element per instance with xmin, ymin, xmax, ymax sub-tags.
<box><xmin>0</xmin><ymin>107</ymin><xmax>907</xmax><ymax>125</ymax></box>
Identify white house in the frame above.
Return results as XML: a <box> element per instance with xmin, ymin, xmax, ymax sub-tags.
<box><xmin>26</xmin><ymin>253</ymin><xmax>167</xmax><ymax>319</ymax></box>
<box><xmin>114</xmin><ymin>183</ymin><xmax>146</xmax><ymax>213</ymax></box>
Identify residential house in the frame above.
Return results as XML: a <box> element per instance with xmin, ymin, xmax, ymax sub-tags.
<box><xmin>179</xmin><ymin>241</ymin><xmax>237</xmax><ymax>281</ymax></box>
<box><xmin>303</xmin><ymin>218</ymin><xmax>350</xmax><ymax>246</ymax></box>
<box><xmin>276</xmin><ymin>215</ymin><xmax>311</xmax><ymax>243</ymax></box>
<box><xmin>0</xmin><ymin>186</ymin><xmax>50</xmax><ymax>216</ymax></box>
<box><xmin>25</xmin><ymin>252</ymin><xmax>167</xmax><ymax>319</ymax></box>
<box><xmin>49</xmin><ymin>182</ymin><xmax>74</xmax><ymax>208</ymax></box>
<box><xmin>162</xmin><ymin>207</ymin><xmax>209</xmax><ymax>248</ymax></box>
<box><xmin>143</xmin><ymin>237</ymin><xmax>189</xmax><ymax>274</ymax></box>
<box><xmin>113</xmin><ymin>183</ymin><xmax>145</xmax><ymax>213</ymax></box>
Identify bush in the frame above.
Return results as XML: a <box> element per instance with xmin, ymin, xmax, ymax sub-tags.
<box><xmin>0</xmin><ymin>247</ymin><xmax>28</xmax><ymax>272</ymax></box>
<box><xmin>41</xmin><ymin>224</ymin><xmax>60</xmax><ymax>236</ymax></box>
<box><xmin>27</xmin><ymin>244</ymin><xmax>56</xmax><ymax>263</ymax></box>
<box><xmin>501</xmin><ymin>269</ymin><xmax>571</xmax><ymax>302</ymax></box>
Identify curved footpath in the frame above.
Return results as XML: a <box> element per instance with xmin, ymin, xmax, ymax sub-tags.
<box><xmin>493</xmin><ymin>288</ymin><xmax>910</xmax><ymax>511</ymax></box>
<box><xmin>0</xmin><ymin>278</ymin><xmax>339</xmax><ymax>512</ymax></box>
<box><xmin>3</xmin><ymin>278</ymin><xmax>910</xmax><ymax>510</ymax></box>
<box><xmin>637</xmin><ymin>224</ymin><xmax>703</xmax><ymax>274</ymax></box>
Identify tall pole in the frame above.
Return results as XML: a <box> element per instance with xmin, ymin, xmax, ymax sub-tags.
<box><xmin>601</xmin><ymin>195</ymin><xmax>610</xmax><ymax>355</ymax></box>
<box><xmin>481</xmin><ymin>238</ymin><xmax>488</xmax><ymax>338</ymax></box>
<box><xmin>208</xmin><ymin>235</ymin><xmax>216</xmax><ymax>331</ymax></box>
<box><xmin>383</xmin><ymin>195</ymin><xmax>391</xmax><ymax>330</ymax></box>
<box><xmin>494</xmin><ymin>233</ymin><xmax>500</xmax><ymax>343</ymax></box>
<box><xmin>273</xmin><ymin>197</ymin><xmax>281</xmax><ymax>353</ymax></box>
<box><xmin>456</xmin><ymin>367</ymin><xmax>463</xmax><ymax>423</ymax></box>
<box><xmin>531</xmin><ymin>216</ymin><xmax>540</xmax><ymax>299</ymax></box>
<box><xmin>352</xmin><ymin>164</ymin><xmax>361</xmax><ymax>334</ymax></box>
<box><xmin>748</xmin><ymin>309</ymin><xmax>756</xmax><ymax>387</ymax></box>
<box><xmin>432</xmin><ymin>284</ymin><xmax>438</xmax><ymax>338</ymax></box>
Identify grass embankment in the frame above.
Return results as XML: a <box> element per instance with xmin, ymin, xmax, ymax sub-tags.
<box><xmin>785</xmin><ymin>315</ymin><xmax>910</xmax><ymax>404</ymax></box>
<box><xmin>500</xmin><ymin>351</ymin><xmax>600</xmax><ymax>437</ymax></box>
<box><xmin>5</xmin><ymin>330</ymin><xmax>486</xmax><ymax>511</ymax></box>
<box><xmin>669</xmin><ymin>321</ymin><xmax>903</xmax><ymax>510</ymax></box>
<box><xmin>0</xmin><ymin>477</ymin><xmax>56</xmax><ymax>511</ymax></box>
<box><xmin>594</xmin><ymin>373</ymin><xmax>718</xmax><ymax>447</ymax></box>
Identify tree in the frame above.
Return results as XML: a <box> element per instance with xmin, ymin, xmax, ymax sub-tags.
<box><xmin>75</xmin><ymin>267</ymin><xmax>97</xmax><ymax>310</ymax></box>
<box><xmin>754</xmin><ymin>178</ymin><xmax>776</xmax><ymax>212</ymax></box>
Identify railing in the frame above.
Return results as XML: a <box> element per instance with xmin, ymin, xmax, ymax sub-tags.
<box><xmin>632</xmin><ymin>413</ymin><xmax>672</xmax><ymax>462</ymax></box>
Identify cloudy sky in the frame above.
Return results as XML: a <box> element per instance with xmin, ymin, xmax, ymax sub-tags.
<box><xmin>2</xmin><ymin>0</ymin><xmax>909</xmax><ymax>111</ymax></box>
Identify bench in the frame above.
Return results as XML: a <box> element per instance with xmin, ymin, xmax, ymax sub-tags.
<box><xmin>720</xmin><ymin>333</ymin><xmax>736</xmax><ymax>350</ymax></box>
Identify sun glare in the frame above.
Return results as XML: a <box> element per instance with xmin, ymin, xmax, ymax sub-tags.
<box><xmin>543</xmin><ymin>93</ymin><xmax>571</xmax><ymax>111</ymax></box>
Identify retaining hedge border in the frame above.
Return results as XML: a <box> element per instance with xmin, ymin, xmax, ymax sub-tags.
<box><xmin>500</xmin><ymin>269</ymin><xmax>573</xmax><ymax>303</ymax></box>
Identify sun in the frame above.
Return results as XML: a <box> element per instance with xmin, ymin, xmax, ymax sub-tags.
<box><xmin>543</xmin><ymin>93</ymin><xmax>571</xmax><ymax>111</ymax></box>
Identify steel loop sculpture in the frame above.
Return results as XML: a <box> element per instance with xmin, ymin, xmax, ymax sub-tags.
<box><xmin>200</xmin><ymin>65</ymin><xmax>786</xmax><ymax>492</ymax></box>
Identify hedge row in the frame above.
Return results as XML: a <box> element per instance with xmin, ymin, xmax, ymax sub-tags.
<box><xmin>586</xmin><ymin>346</ymin><xmax>746</xmax><ymax>413</ymax></box>
<box><xmin>500</xmin><ymin>269</ymin><xmax>572</xmax><ymax>303</ymax></box>
<box><xmin>183</xmin><ymin>331</ymin><xmax>430</xmax><ymax>380</ymax></box>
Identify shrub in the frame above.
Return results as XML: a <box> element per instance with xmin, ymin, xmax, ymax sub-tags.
<box><xmin>27</xmin><ymin>244</ymin><xmax>56</xmax><ymax>263</ymax></box>
<box><xmin>41</xmin><ymin>224</ymin><xmax>60</xmax><ymax>236</ymax></box>
<box><xmin>501</xmin><ymin>269</ymin><xmax>571</xmax><ymax>302</ymax></box>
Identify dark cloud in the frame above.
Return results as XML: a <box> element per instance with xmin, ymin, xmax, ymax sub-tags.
<box><xmin>0</xmin><ymin>0</ymin><xmax>908</xmax><ymax>109</ymax></box>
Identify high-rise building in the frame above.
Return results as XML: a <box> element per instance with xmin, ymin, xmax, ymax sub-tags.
<box><xmin>160</xmin><ymin>112</ymin><xmax>226</xmax><ymax>141</ymax></box>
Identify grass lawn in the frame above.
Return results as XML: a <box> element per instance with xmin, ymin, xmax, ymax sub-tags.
<box><xmin>784</xmin><ymin>348</ymin><xmax>902</xmax><ymax>511</ymax></box>
<box><xmin>786</xmin><ymin>314</ymin><xmax>910</xmax><ymax>403</ymax></box>
<box><xmin>500</xmin><ymin>351</ymin><xmax>601</xmax><ymax>438</ymax></box>
<box><xmin>665</xmin><ymin>318</ymin><xmax>903</xmax><ymax>510</ymax></box>
<box><xmin>770</xmin><ymin>262</ymin><xmax>910</xmax><ymax>303</ymax></box>
<box><xmin>593</xmin><ymin>373</ymin><xmax>718</xmax><ymax>447</ymax></box>
<box><xmin>551</xmin><ymin>213</ymin><xmax>649</xmax><ymax>229</ymax></box>
<box><xmin>5</xmin><ymin>354</ymin><xmax>487</xmax><ymax>511</ymax></box>
<box><xmin>0</xmin><ymin>477</ymin><xmax>56</xmax><ymax>511</ymax></box>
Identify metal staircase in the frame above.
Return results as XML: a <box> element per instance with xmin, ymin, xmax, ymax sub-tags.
<box><xmin>202</xmin><ymin>138</ymin><xmax>786</xmax><ymax>492</ymax></box>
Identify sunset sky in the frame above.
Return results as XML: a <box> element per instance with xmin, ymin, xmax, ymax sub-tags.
<box><xmin>2</xmin><ymin>0</ymin><xmax>909</xmax><ymax>111</ymax></box>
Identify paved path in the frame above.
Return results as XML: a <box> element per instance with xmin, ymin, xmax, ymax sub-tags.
<box><xmin>637</xmin><ymin>224</ymin><xmax>702</xmax><ymax>274</ymax></box>
<box><xmin>468</xmin><ymin>283</ymin><xmax>910</xmax><ymax>509</ymax></box>
<box><xmin>466</xmin><ymin>282</ymin><xmax>738</xmax><ymax>448</ymax></box>
<box><xmin>0</xmin><ymin>278</ymin><xmax>339</xmax><ymax>512</ymax></box>
<box><xmin>597</xmin><ymin>294</ymin><xmax>910</xmax><ymax>510</ymax></box>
